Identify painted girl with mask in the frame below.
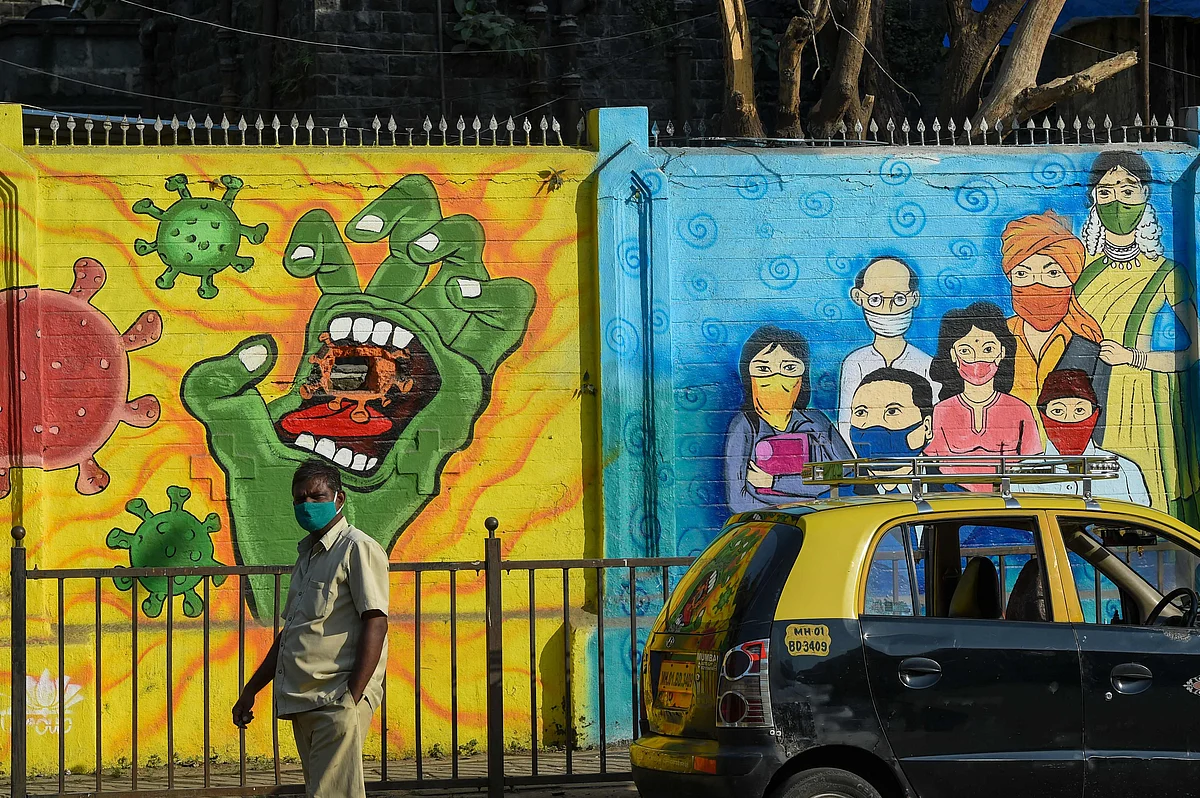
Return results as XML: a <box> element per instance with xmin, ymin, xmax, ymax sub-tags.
<box><xmin>724</xmin><ymin>325</ymin><xmax>852</xmax><ymax>513</ymax></box>
<box><xmin>1000</xmin><ymin>211</ymin><xmax>1110</xmax><ymax>446</ymax></box>
<box><xmin>1073</xmin><ymin>151</ymin><xmax>1200</xmax><ymax>521</ymax></box>
<box><xmin>926</xmin><ymin>302</ymin><xmax>1042</xmax><ymax>490</ymax></box>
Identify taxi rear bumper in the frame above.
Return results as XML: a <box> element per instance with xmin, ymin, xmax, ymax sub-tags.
<box><xmin>629</xmin><ymin>734</ymin><xmax>781</xmax><ymax>798</ymax></box>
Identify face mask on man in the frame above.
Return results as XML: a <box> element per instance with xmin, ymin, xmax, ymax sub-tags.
<box><xmin>864</xmin><ymin>308</ymin><xmax>914</xmax><ymax>338</ymax></box>
<box><xmin>1011</xmin><ymin>284</ymin><xmax>1072</xmax><ymax>332</ymax></box>
<box><xmin>1041</xmin><ymin>410</ymin><xmax>1099</xmax><ymax>456</ymax></box>
<box><xmin>295</xmin><ymin>498</ymin><xmax>342</xmax><ymax>532</ymax></box>
<box><xmin>1096</xmin><ymin>201</ymin><xmax>1146</xmax><ymax>236</ymax></box>
<box><xmin>850</xmin><ymin>421</ymin><xmax>926</xmax><ymax>458</ymax></box>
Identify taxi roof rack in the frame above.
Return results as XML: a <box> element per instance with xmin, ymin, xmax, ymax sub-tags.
<box><xmin>801</xmin><ymin>455</ymin><xmax>1119</xmax><ymax>508</ymax></box>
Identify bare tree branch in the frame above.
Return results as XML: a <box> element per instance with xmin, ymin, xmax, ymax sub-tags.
<box><xmin>718</xmin><ymin>0</ymin><xmax>766</xmax><ymax>137</ymax></box>
<box><xmin>939</xmin><ymin>0</ymin><xmax>1034</xmax><ymax>120</ymax></box>
<box><xmin>808</xmin><ymin>0</ymin><xmax>874</xmax><ymax>138</ymax></box>
<box><xmin>972</xmin><ymin>0</ymin><xmax>1138</xmax><ymax>128</ymax></box>
<box><xmin>776</xmin><ymin>0</ymin><xmax>831</xmax><ymax>138</ymax></box>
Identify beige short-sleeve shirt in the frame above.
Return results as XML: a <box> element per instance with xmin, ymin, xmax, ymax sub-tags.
<box><xmin>273</xmin><ymin>517</ymin><xmax>390</xmax><ymax>718</ymax></box>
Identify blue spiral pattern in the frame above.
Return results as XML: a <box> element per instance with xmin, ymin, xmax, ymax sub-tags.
<box><xmin>880</xmin><ymin>157</ymin><xmax>913</xmax><ymax>185</ymax></box>
<box><xmin>605</xmin><ymin>318</ymin><xmax>640</xmax><ymax>357</ymax></box>
<box><xmin>1033</xmin><ymin>154</ymin><xmax>1072</xmax><ymax>187</ymax></box>
<box><xmin>617</xmin><ymin>237</ymin><xmax>641</xmax><ymax>277</ymax></box>
<box><xmin>800</xmin><ymin>191</ymin><xmax>834</xmax><ymax>218</ymax></box>
<box><xmin>938</xmin><ymin>268</ymin><xmax>964</xmax><ymax>297</ymax></box>
<box><xmin>757</xmin><ymin>221</ymin><xmax>775</xmax><ymax>239</ymax></box>
<box><xmin>890</xmin><ymin>202</ymin><xmax>927</xmax><ymax>236</ymax></box>
<box><xmin>737</xmin><ymin>175</ymin><xmax>770</xmax><ymax>200</ymax></box>
<box><xmin>816</xmin><ymin>299</ymin><xmax>843</xmax><ymax>322</ymax></box>
<box><xmin>676</xmin><ymin>386</ymin><xmax>708</xmax><ymax>411</ymax></box>
<box><xmin>685</xmin><ymin>271</ymin><xmax>716</xmax><ymax>299</ymax></box>
<box><xmin>950</xmin><ymin>239</ymin><xmax>978</xmax><ymax>261</ymax></box>
<box><xmin>623</xmin><ymin>413</ymin><xmax>645</xmax><ymax>455</ymax></box>
<box><xmin>642</xmin><ymin>170</ymin><xmax>665</xmax><ymax>197</ymax></box>
<box><xmin>760</xmin><ymin>256</ymin><xmax>801</xmax><ymax>291</ymax></box>
<box><xmin>678</xmin><ymin>212</ymin><xmax>719</xmax><ymax>249</ymax></box>
<box><xmin>652</xmin><ymin>302</ymin><xmax>670</xmax><ymax>333</ymax></box>
<box><xmin>825</xmin><ymin>252</ymin><xmax>855</xmax><ymax>276</ymax></box>
<box><xmin>956</xmin><ymin>178</ymin><xmax>1000</xmax><ymax>214</ymax></box>
<box><xmin>701</xmin><ymin>318</ymin><xmax>728</xmax><ymax>344</ymax></box>
<box><xmin>817</xmin><ymin>371</ymin><xmax>838</xmax><ymax>395</ymax></box>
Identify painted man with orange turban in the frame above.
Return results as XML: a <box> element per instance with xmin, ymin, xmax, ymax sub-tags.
<box><xmin>1000</xmin><ymin>210</ymin><xmax>1111</xmax><ymax>446</ymax></box>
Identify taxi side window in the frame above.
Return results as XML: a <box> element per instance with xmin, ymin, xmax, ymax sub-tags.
<box><xmin>1059</xmin><ymin>517</ymin><xmax>1200</xmax><ymax>626</ymax></box>
<box><xmin>864</xmin><ymin>518</ymin><xmax>1049</xmax><ymax>621</ymax></box>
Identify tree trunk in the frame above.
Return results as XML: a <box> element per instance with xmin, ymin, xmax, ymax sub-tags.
<box><xmin>718</xmin><ymin>0</ymin><xmax>766</xmax><ymax>137</ymax></box>
<box><xmin>808</xmin><ymin>0</ymin><xmax>875</xmax><ymax>138</ymax></box>
<box><xmin>776</xmin><ymin>0</ymin><xmax>830</xmax><ymax>138</ymax></box>
<box><xmin>938</xmin><ymin>0</ymin><xmax>1030</xmax><ymax>121</ymax></box>
<box><xmin>863</xmin><ymin>0</ymin><xmax>905</xmax><ymax>129</ymax></box>
<box><xmin>972</xmin><ymin>0</ymin><xmax>1138</xmax><ymax>128</ymax></box>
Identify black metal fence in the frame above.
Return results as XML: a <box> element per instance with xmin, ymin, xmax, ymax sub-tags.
<box><xmin>8</xmin><ymin>522</ymin><xmax>693</xmax><ymax>798</ymax></box>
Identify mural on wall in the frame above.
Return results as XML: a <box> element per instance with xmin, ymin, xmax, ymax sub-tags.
<box><xmin>600</xmin><ymin>144</ymin><xmax>1200</xmax><ymax>558</ymax></box>
<box><xmin>106</xmin><ymin>485</ymin><xmax>226</xmax><ymax>618</ymax></box>
<box><xmin>181</xmin><ymin>174</ymin><xmax>536</xmax><ymax>616</ymax></box>
<box><xmin>0</xmin><ymin>671</ymin><xmax>85</xmax><ymax>736</ymax></box>
<box><xmin>132</xmin><ymin>174</ymin><xmax>269</xmax><ymax>299</ymax></box>
<box><xmin>0</xmin><ymin>257</ymin><xmax>162</xmax><ymax>499</ymax></box>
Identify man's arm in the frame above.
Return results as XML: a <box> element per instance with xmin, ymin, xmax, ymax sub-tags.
<box><xmin>232</xmin><ymin>633</ymin><xmax>282</xmax><ymax>728</ymax></box>
<box><xmin>348</xmin><ymin>613</ymin><xmax>388</xmax><ymax>702</ymax></box>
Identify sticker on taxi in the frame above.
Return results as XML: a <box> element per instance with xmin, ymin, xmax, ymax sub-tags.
<box><xmin>784</xmin><ymin>623</ymin><xmax>832</xmax><ymax>657</ymax></box>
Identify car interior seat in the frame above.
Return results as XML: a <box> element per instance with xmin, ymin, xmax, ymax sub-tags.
<box><xmin>948</xmin><ymin>556</ymin><xmax>1002</xmax><ymax>619</ymax></box>
<box><xmin>1004</xmin><ymin>558</ymin><xmax>1047</xmax><ymax>621</ymax></box>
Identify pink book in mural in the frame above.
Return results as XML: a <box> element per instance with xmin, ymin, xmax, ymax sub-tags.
<box><xmin>754</xmin><ymin>434</ymin><xmax>810</xmax><ymax>495</ymax></box>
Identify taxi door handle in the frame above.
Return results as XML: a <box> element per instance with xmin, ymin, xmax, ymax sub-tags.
<box><xmin>899</xmin><ymin>657</ymin><xmax>942</xmax><ymax>690</ymax></box>
<box><xmin>1110</xmin><ymin>663</ymin><xmax>1153</xmax><ymax>695</ymax></box>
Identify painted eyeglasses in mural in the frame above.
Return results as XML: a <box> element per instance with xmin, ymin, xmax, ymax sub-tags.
<box><xmin>724</xmin><ymin>152</ymin><xmax>1197</xmax><ymax>520</ymax></box>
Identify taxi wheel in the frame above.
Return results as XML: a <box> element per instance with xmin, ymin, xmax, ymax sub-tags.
<box><xmin>773</xmin><ymin>767</ymin><xmax>883</xmax><ymax>798</ymax></box>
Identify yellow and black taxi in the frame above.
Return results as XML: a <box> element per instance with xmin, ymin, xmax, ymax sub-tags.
<box><xmin>631</xmin><ymin>456</ymin><xmax>1200</xmax><ymax>798</ymax></box>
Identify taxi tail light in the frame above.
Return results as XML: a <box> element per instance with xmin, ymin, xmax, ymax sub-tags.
<box><xmin>716</xmin><ymin>638</ymin><xmax>773</xmax><ymax>729</ymax></box>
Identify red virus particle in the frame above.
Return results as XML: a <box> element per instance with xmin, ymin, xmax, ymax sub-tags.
<box><xmin>0</xmin><ymin>258</ymin><xmax>162</xmax><ymax>498</ymax></box>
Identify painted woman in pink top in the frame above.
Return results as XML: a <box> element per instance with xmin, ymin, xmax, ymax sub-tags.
<box><xmin>926</xmin><ymin>301</ymin><xmax>1043</xmax><ymax>490</ymax></box>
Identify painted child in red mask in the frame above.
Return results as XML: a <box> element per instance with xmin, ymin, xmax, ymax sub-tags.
<box><xmin>926</xmin><ymin>302</ymin><xmax>1043</xmax><ymax>490</ymax></box>
<box><xmin>1025</xmin><ymin>369</ymin><xmax>1150</xmax><ymax>505</ymax></box>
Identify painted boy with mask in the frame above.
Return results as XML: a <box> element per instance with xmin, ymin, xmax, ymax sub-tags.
<box><xmin>838</xmin><ymin>257</ymin><xmax>937</xmax><ymax>443</ymax></box>
<box><xmin>232</xmin><ymin>459</ymin><xmax>390</xmax><ymax>798</ymax></box>
<box><xmin>725</xmin><ymin>325</ymin><xmax>852</xmax><ymax>512</ymax></box>
<box><xmin>1023</xmin><ymin>369</ymin><xmax>1150</xmax><ymax>506</ymax></box>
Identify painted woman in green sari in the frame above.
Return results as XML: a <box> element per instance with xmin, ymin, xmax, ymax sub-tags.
<box><xmin>1075</xmin><ymin>151</ymin><xmax>1200</xmax><ymax>523</ymax></box>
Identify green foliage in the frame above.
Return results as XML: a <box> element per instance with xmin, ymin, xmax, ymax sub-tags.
<box><xmin>449</xmin><ymin>0</ymin><xmax>538</xmax><ymax>61</ymax></box>
<box><xmin>882</xmin><ymin>0</ymin><xmax>943</xmax><ymax>91</ymax></box>
<box><xmin>749</xmin><ymin>18</ymin><xmax>780</xmax><ymax>76</ymax></box>
<box><xmin>630</xmin><ymin>0</ymin><xmax>673</xmax><ymax>44</ymax></box>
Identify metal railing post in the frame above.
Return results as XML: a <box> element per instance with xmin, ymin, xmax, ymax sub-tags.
<box><xmin>11</xmin><ymin>526</ymin><xmax>27</xmax><ymax>798</ymax></box>
<box><xmin>484</xmin><ymin>517</ymin><xmax>504</xmax><ymax>798</ymax></box>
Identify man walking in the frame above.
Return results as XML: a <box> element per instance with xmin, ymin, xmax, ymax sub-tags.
<box><xmin>232</xmin><ymin>459</ymin><xmax>390</xmax><ymax>798</ymax></box>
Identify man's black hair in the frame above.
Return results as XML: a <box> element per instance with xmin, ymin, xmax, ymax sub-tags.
<box><xmin>293</xmin><ymin>458</ymin><xmax>343</xmax><ymax>494</ymax></box>
<box><xmin>858</xmin><ymin>367</ymin><xmax>934</xmax><ymax>420</ymax></box>
<box><xmin>854</xmin><ymin>256</ymin><xmax>919</xmax><ymax>293</ymax></box>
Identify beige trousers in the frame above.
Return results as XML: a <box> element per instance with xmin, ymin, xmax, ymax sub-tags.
<box><xmin>290</xmin><ymin>692</ymin><xmax>375</xmax><ymax>798</ymax></box>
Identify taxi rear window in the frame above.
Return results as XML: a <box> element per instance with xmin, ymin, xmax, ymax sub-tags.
<box><xmin>664</xmin><ymin>519</ymin><xmax>804</xmax><ymax>635</ymax></box>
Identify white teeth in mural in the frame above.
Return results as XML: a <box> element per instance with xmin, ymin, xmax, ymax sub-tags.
<box><xmin>371</xmin><ymin>320</ymin><xmax>392</xmax><ymax>346</ymax></box>
<box><xmin>296</xmin><ymin>433</ymin><xmax>316</xmax><ymax>451</ymax></box>
<box><xmin>315</xmin><ymin>438</ymin><xmax>336</xmax><ymax>458</ymax></box>
<box><xmin>355</xmin><ymin>215</ymin><xmax>385</xmax><ymax>234</ymax></box>
<box><xmin>291</xmin><ymin>245</ymin><xmax>315</xmax><ymax>261</ymax></box>
<box><xmin>329</xmin><ymin>317</ymin><xmax>352</xmax><ymax>341</ymax></box>
<box><xmin>367</xmin><ymin>457</ymin><xmax>379</xmax><ymax>470</ymax></box>
<box><xmin>238</xmin><ymin>344</ymin><xmax>268</xmax><ymax>372</ymax></box>
<box><xmin>351</xmin><ymin>317</ymin><xmax>373</xmax><ymax>343</ymax></box>
<box><xmin>457</xmin><ymin>278</ymin><xmax>482</xmax><ymax>299</ymax></box>
<box><xmin>414</xmin><ymin>232</ymin><xmax>440</xmax><ymax>252</ymax></box>
<box><xmin>351</xmin><ymin>453</ymin><xmax>368</xmax><ymax>471</ymax></box>
<box><xmin>392</xmin><ymin>327</ymin><xmax>414</xmax><ymax>349</ymax></box>
<box><xmin>334</xmin><ymin>447</ymin><xmax>353</xmax><ymax>467</ymax></box>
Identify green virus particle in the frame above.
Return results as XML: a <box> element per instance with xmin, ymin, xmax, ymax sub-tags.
<box><xmin>132</xmin><ymin>173</ymin><xmax>269</xmax><ymax>300</ymax></box>
<box><xmin>106</xmin><ymin>485</ymin><xmax>227</xmax><ymax>618</ymax></box>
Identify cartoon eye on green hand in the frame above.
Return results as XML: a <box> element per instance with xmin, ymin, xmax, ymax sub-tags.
<box><xmin>181</xmin><ymin>175</ymin><xmax>536</xmax><ymax>619</ymax></box>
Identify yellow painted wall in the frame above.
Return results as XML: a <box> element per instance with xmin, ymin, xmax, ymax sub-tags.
<box><xmin>0</xmin><ymin>104</ymin><xmax>602</xmax><ymax>773</ymax></box>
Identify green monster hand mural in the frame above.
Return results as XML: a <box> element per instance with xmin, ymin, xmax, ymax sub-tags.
<box><xmin>181</xmin><ymin>175</ymin><xmax>536</xmax><ymax>619</ymax></box>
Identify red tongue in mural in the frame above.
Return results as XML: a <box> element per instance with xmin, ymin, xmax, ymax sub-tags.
<box><xmin>280</xmin><ymin>401</ymin><xmax>393</xmax><ymax>439</ymax></box>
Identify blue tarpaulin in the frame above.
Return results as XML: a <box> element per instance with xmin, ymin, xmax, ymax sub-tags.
<box><xmin>943</xmin><ymin>0</ymin><xmax>1200</xmax><ymax>48</ymax></box>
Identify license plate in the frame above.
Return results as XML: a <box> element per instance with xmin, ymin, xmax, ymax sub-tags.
<box><xmin>657</xmin><ymin>660</ymin><xmax>695</xmax><ymax>711</ymax></box>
